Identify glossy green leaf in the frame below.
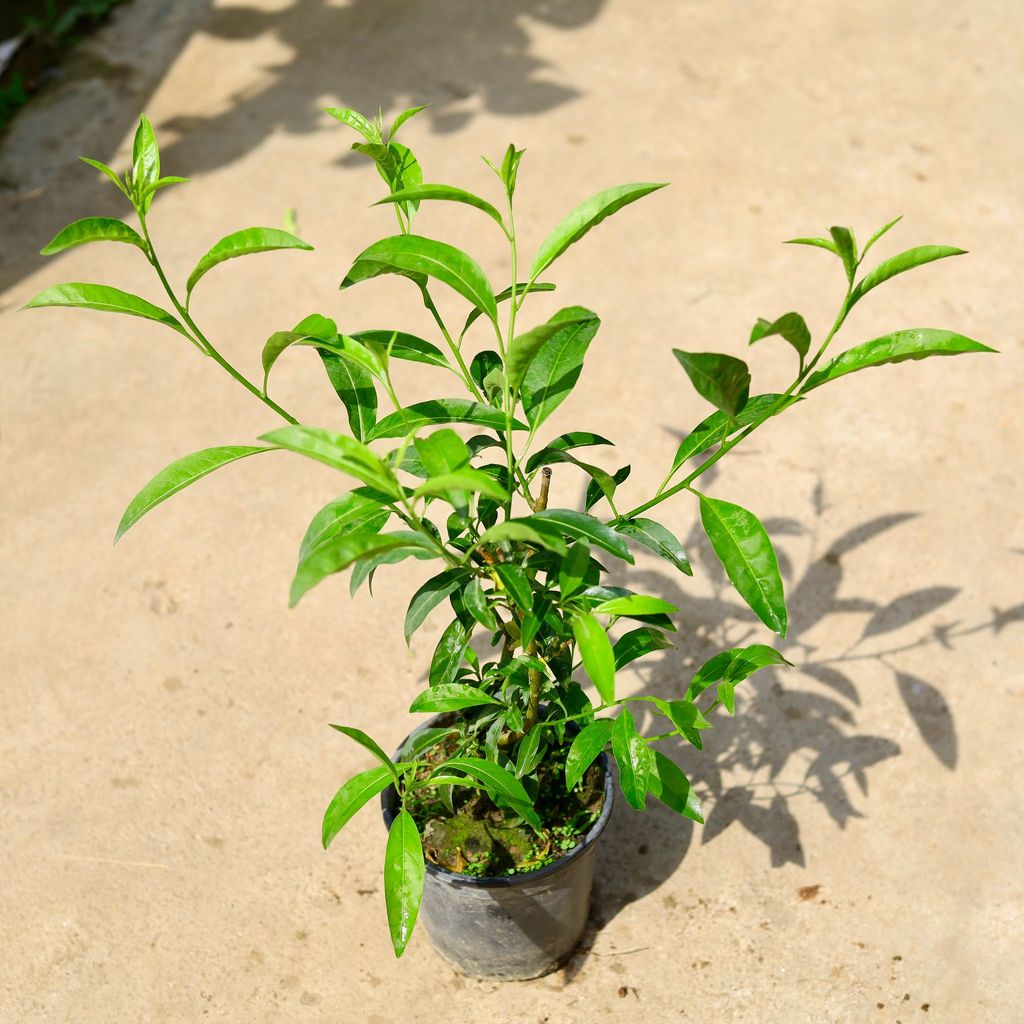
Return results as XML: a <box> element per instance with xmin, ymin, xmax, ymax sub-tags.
<box><xmin>616</xmin><ymin>518</ymin><xmax>692</xmax><ymax>575</ymax></box>
<box><xmin>657</xmin><ymin>699</ymin><xmax>711</xmax><ymax>734</ymax></box>
<box><xmin>438</xmin><ymin>757</ymin><xmax>542</xmax><ymax>830</ymax></box>
<box><xmin>412</xmin><ymin>469</ymin><xmax>508</xmax><ymax>502</ymax></box>
<box><xmin>349</xmin><ymin>534</ymin><xmax>437</xmax><ymax>596</ymax></box>
<box><xmin>479</xmin><ymin>519</ymin><xmax>568</xmax><ymax>556</ymax></box>
<box><xmin>585</xmin><ymin>464</ymin><xmax>629</xmax><ymax>514</ymax></box>
<box><xmin>40</xmin><ymin>217</ymin><xmax>146</xmax><ymax>256</ymax></box>
<box><xmin>611</xmin><ymin>708</ymin><xmax>652</xmax><ymax>810</ymax></box>
<box><xmin>531</xmin><ymin>182</ymin><xmax>666</xmax><ymax>278</ymax></box>
<box><xmin>298</xmin><ymin>490</ymin><xmax>390</xmax><ymax>562</ymax></box>
<box><xmin>670</xmin><ymin>393</ymin><xmax>787</xmax><ymax>474</ymax></box>
<box><xmin>506</xmin><ymin>313</ymin><xmax>590</xmax><ymax>394</ymax></box>
<box><xmin>409</xmin><ymin>682</ymin><xmax>500</xmax><ymax>714</ymax></box>
<box><xmin>140</xmin><ymin>175</ymin><xmax>189</xmax><ymax>200</ymax></box>
<box><xmin>318</xmin><ymin>350</ymin><xmax>378</xmax><ymax>442</ymax></box>
<box><xmin>461</xmin><ymin>281</ymin><xmax>556</xmax><ymax>337</ymax></box>
<box><xmin>389</xmin><ymin>104</ymin><xmax>429</xmax><ymax>140</ymax></box>
<box><xmin>115</xmin><ymin>445</ymin><xmax>272</xmax><ymax>541</ymax></box>
<box><xmin>829</xmin><ymin>226</ymin><xmax>858</xmax><ymax>282</ymax></box>
<box><xmin>186</xmin><ymin>227</ymin><xmax>312</xmax><ymax>302</ymax></box>
<box><xmin>801</xmin><ymin>329</ymin><xmax>996</xmax><ymax>393</ymax></box>
<box><xmin>525</xmin><ymin>432</ymin><xmax>613</xmax><ymax>472</ymax></box>
<box><xmin>784</xmin><ymin>235</ymin><xmax>839</xmax><ymax>254</ymax></box>
<box><xmin>531</xmin><ymin>449</ymin><xmax>620</xmax><ymax>509</ymax></box>
<box><xmin>341</xmin><ymin>234</ymin><xmax>497</xmax><ymax>323</ymax></box>
<box><xmin>559</xmin><ymin>539</ymin><xmax>591</xmax><ymax>599</ymax></box>
<box><xmin>648</xmin><ymin>751</ymin><xmax>703</xmax><ymax>823</ymax></box>
<box><xmin>515</xmin><ymin>728</ymin><xmax>544</xmax><ymax>778</ymax></box>
<box><xmin>463</xmin><ymin>578</ymin><xmax>497</xmax><ymax>630</ymax></box>
<box><xmin>749</xmin><ymin>311</ymin><xmax>811</xmax><ymax>362</ymax></box>
<box><xmin>860</xmin><ymin>215</ymin><xmax>903</xmax><ymax>260</ymax></box>
<box><xmin>22</xmin><ymin>282</ymin><xmax>189</xmax><ymax>338</ymax></box>
<box><xmin>532</xmin><ymin>509</ymin><xmax>634</xmax><ymax>563</ymax></box>
<box><xmin>673</xmin><ymin>350</ymin><xmax>751</xmax><ymax>417</ymax></box>
<box><xmin>352</xmin><ymin>329</ymin><xmax>449</xmax><ymax>369</ymax></box>
<box><xmin>500</xmin><ymin>143</ymin><xmax>525</xmax><ymax>197</ymax></box>
<box><xmin>414</xmin><ymin>429</ymin><xmax>470</xmax><ymax>476</ymax></box>
<box><xmin>384</xmin><ymin>810</ymin><xmax>425</xmax><ymax>958</ymax></box>
<box><xmin>367</xmin><ymin>399</ymin><xmax>524</xmax><ymax>441</ymax></box>
<box><xmin>329</xmin><ymin>724</ymin><xmax>400</xmax><ymax>786</ymax></box>
<box><xmin>564</xmin><ymin>718</ymin><xmax>613</xmax><ymax>791</ymax></box>
<box><xmin>612</xmin><ymin>627</ymin><xmax>674</xmax><ymax>670</ymax></box>
<box><xmin>493</xmin><ymin>563</ymin><xmax>534</xmax><ymax>611</ymax></box>
<box><xmin>322</xmin><ymin>764</ymin><xmax>392</xmax><ymax>849</ymax></box>
<box><xmin>131</xmin><ymin>114</ymin><xmax>160</xmax><ymax>209</ymax></box>
<box><xmin>850</xmin><ymin>244</ymin><xmax>966</xmax><ymax>307</ymax></box>
<box><xmin>572</xmin><ymin>613</ymin><xmax>616</xmax><ymax>704</ymax></box>
<box><xmin>325</xmin><ymin>106</ymin><xmax>380</xmax><ymax>142</ymax></box>
<box><xmin>723</xmin><ymin>643</ymin><xmax>792</xmax><ymax>682</ymax></box>
<box><xmin>405</xmin><ymin>568</ymin><xmax>469</xmax><ymax>644</ymax></box>
<box><xmin>428</xmin><ymin>619</ymin><xmax>472</xmax><ymax>687</ymax></box>
<box><xmin>592</xmin><ymin>594</ymin><xmax>679</xmax><ymax>617</ymax></box>
<box><xmin>79</xmin><ymin>156</ymin><xmax>129</xmax><ymax>197</ymax></box>
<box><xmin>520</xmin><ymin>308</ymin><xmax>601</xmax><ymax>428</ymax></box>
<box><xmin>260</xmin><ymin>426</ymin><xmax>397</xmax><ymax>494</ymax></box>
<box><xmin>291</xmin><ymin>530</ymin><xmax>423</xmax><ymax>606</ymax></box>
<box><xmin>375</xmin><ymin>184</ymin><xmax>505</xmax><ymax>230</ymax></box>
<box><xmin>261</xmin><ymin>313</ymin><xmax>338</xmax><ymax>389</ymax></box>
<box><xmin>699</xmin><ymin>494</ymin><xmax>787</xmax><ymax>636</ymax></box>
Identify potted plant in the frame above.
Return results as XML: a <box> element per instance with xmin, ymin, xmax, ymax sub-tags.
<box><xmin>24</xmin><ymin>105</ymin><xmax>994</xmax><ymax>979</ymax></box>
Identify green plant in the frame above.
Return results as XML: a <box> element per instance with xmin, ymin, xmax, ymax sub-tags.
<box><xmin>25</xmin><ymin>108</ymin><xmax>994</xmax><ymax>958</ymax></box>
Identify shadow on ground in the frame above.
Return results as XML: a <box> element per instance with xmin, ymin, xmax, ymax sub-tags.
<box><xmin>561</xmin><ymin>473</ymin><xmax>1024</xmax><ymax>978</ymax></box>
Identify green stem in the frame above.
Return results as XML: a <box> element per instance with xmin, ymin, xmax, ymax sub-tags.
<box><xmin>139</xmin><ymin>214</ymin><xmax>298</xmax><ymax>425</ymax></box>
<box><xmin>419</xmin><ymin>284</ymin><xmax>485</xmax><ymax>401</ymax></box>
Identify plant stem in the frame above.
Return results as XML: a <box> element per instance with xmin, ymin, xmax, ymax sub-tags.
<box><xmin>138</xmin><ymin>213</ymin><xmax>298</xmax><ymax>425</ymax></box>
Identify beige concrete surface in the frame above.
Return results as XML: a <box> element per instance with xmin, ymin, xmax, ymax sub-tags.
<box><xmin>2</xmin><ymin>1</ymin><xmax>1022</xmax><ymax>1021</ymax></box>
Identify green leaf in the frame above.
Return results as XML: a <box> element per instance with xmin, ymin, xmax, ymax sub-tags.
<box><xmin>291</xmin><ymin>530</ymin><xmax>424</xmax><ymax>606</ymax></box>
<box><xmin>801</xmin><ymin>329</ymin><xmax>996</xmax><ymax>393</ymax></box>
<box><xmin>79</xmin><ymin>156</ymin><xmax>129</xmax><ymax>197</ymax></box>
<box><xmin>40</xmin><ymin>217</ymin><xmax>147</xmax><ymax>256</ymax></box>
<box><xmin>414</xmin><ymin>429</ymin><xmax>470</xmax><ymax>476</ymax></box>
<box><xmin>784</xmin><ymin>235</ymin><xmax>839</xmax><ymax>254</ymax></box>
<box><xmin>352</xmin><ymin>330</ymin><xmax>449</xmax><ymax>369</ymax></box>
<box><xmin>493</xmin><ymin>563</ymin><xmax>534</xmax><ymax>611</ymax></box>
<box><xmin>461</xmin><ymin>281</ymin><xmax>556</xmax><ymax>337</ymax></box>
<box><xmin>672</xmin><ymin>350</ymin><xmax>751</xmax><ymax>417</ymax></box>
<box><xmin>670</xmin><ymin>393</ymin><xmax>787</xmax><ymax>474</ymax></box>
<box><xmin>648</xmin><ymin>752</ymin><xmax>703</xmax><ymax>823</ymax></box>
<box><xmin>850</xmin><ymin>244</ymin><xmax>966</xmax><ymax>307</ymax></box>
<box><xmin>749</xmin><ymin>312</ymin><xmax>811</xmax><ymax>363</ymax></box>
<box><xmin>413</xmin><ymin>469</ymin><xmax>508</xmax><ymax>502</ymax></box>
<box><xmin>22</xmin><ymin>282</ymin><xmax>189</xmax><ymax>338</ymax></box>
<box><xmin>322</xmin><ymin>764</ymin><xmax>392</xmax><ymax>849</ymax></box>
<box><xmin>559</xmin><ymin>539</ymin><xmax>591</xmax><ymax>599</ymax></box>
<box><xmin>860</xmin><ymin>215</ymin><xmax>903</xmax><ymax>260</ymax></box>
<box><xmin>409</xmin><ymin>682</ymin><xmax>500</xmax><ymax>713</ymax></box>
<box><xmin>531</xmin><ymin>182</ymin><xmax>667</xmax><ymax>278</ymax></box>
<box><xmin>389</xmin><ymin>104</ymin><xmax>429</xmax><ymax>140</ymax></box>
<box><xmin>298</xmin><ymin>490</ymin><xmax>390</xmax><ymax>562</ymax></box>
<box><xmin>115</xmin><ymin>445</ymin><xmax>272</xmax><ymax>541</ymax></box>
<box><xmin>131</xmin><ymin>114</ymin><xmax>160</xmax><ymax>209</ymax></box>
<box><xmin>525</xmin><ymin>432</ymin><xmax>613</xmax><ymax>472</ymax></box>
<box><xmin>572</xmin><ymin>613</ymin><xmax>616</xmax><ymax>704</ymax></box>
<box><xmin>532</xmin><ymin>509</ymin><xmax>634</xmax><ymax>563</ymax></box>
<box><xmin>318</xmin><ymin>350</ymin><xmax>378</xmax><ymax>442</ymax></box>
<box><xmin>529</xmin><ymin>449</ymin><xmax>620</xmax><ymax>509</ymax></box>
<box><xmin>186</xmin><ymin>227</ymin><xmax>312</xmax><ymax>302</ymax></box>
<box><xmin>349</xmin><ymin>533</ymin><xmax>437</xmax><ymax>596</ymax></box>
<box><xmin>685</xmin><ymin>649</ymin><xmax>741</xmax><ymax>702</ymax></box>
<box><xmin>592</xmin><ymin>594</ymin><xmax>679</xmax><ymax>617</ymax></box>
<box><xmin>698</xmin><ymin>494</ymin><xmax>787</xmax><ymax>636</ymax></box>
<box><xmin>506</xmin><ymin>312</ymin><xmax>590</xmax><ymax>394</ymax></box>
<box><xmin>261</xmin><ymin>313</ymin><xmax>338</xmax><ymax>389</ymax></box>
<box><xmin>723</xmin><ymin>643</ymin><xmax>791</xmax><ymax>682</ymax></box>
<box><xmin>325</xmin><ymin>106</ymin><xmax>380</xmax><ymax>143</ymax></box>
<box><xmin>612</xmin><ymin>627</ymin><xmax>674</xmax><ymax>670</ymax></box>
<box><xmin>463</xmin><ymin>578</ymin><xmax>497</xmax><ymax>630</ymax></box>
<box><xmin>718</xmin><ymin>680</ymin><xmax>736</xmax><ymax>714</ymax></box>
<box><xmin>616</xmin><ymin>518</ymin><xmax>692</xmax><ymax>575</ymax></box>
<box><xmin>375</xmin><ymin>184</ymin><xmax>505</xmax><ymax>230</ymax></box>
<box><xmin>341</xmin><ymin>234</ymin><xmax>497</xmax><ymax>323</ymax></box>
<box><xmin>141</xmin><ymin>175</ymin><xmax>189</xmax><ymax>201</ymax></box>
<box><xmin>367</xmin><ymin>399</ymin><xmax>524</xmax><ymax>441</ymax></box>
<box><xmin>520</xmin><ymin>308</ymin><xmax>601</xmax><ymax>428</ymax></box>
<box><xmin>515</xmin><ymin>728</ymin><xmax>544</xmax><ymax>778</ymax></box>
<box><xmin>565</xmin><ymin>719</ymin><xmax>613</xmax><ymax>791</ymax></box>
<box><xmin>611</xmin><ymin>708</ymin><xmax>652</xmax><ymax>810</ymax></box>
<box><xmin>438</xmin><ymin>757</ymin><xmax>542</xmax><ymax>831</ymax></box>
<box><xmin>829</xmin><ymin>226</ymin><xmax>858</xmax><ymax>282</ymax></box>
<box><xmin>259</xmin><ymin>426</ymin><xmax>397</xmax><ymax>494</ymax></box>
<box><xmin>329</xmin><ymin>724</ymin><xmax>400</xmax><ymax>786</ymax></box>
<box><xmin>478</xmin><ymin>519</ymin><xmax>568</xmax><ymax>556</ymax></box>
<box><xmin>656</xmin><ymin>699</ymin><xmax>711</xmax><ymax>734</ymax></box>
<box><xmin>384</xmin><ymin>810</ymin><xmax>425</xmax><ymax>958</ymax></box>
<box><xmin>428</xmin><ymin>619</ymin><xmax>472</xmax><ymax>687</ymax></box>
<box><xmin>405</xmin><ymin>568</ymin><xmax>469</xmax><ymax>643</ymax></box>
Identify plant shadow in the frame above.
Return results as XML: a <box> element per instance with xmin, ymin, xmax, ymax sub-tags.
<box><xmin>559</xmin><ymin>473</ymin><xmax>1024</xmax><ymax>981</ymax></box>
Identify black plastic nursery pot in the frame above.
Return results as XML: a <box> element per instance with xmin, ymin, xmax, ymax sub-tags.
<box><xmin>381</xmin><ymin>719</ymin><xmax>616</xmax><ymax>981</ymax></box>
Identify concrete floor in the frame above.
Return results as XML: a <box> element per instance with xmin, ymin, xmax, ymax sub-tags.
<box><xmin>1</xmin><ymin>2</ymin><xmax>1022</xmax><ymax>1021</ymax></box>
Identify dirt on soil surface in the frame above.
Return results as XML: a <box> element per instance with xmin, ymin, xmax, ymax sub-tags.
<box><xmin>2</xmin><ymin>2</ymin><xmax>1022</xmax><ymax>1022</ymax></box>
